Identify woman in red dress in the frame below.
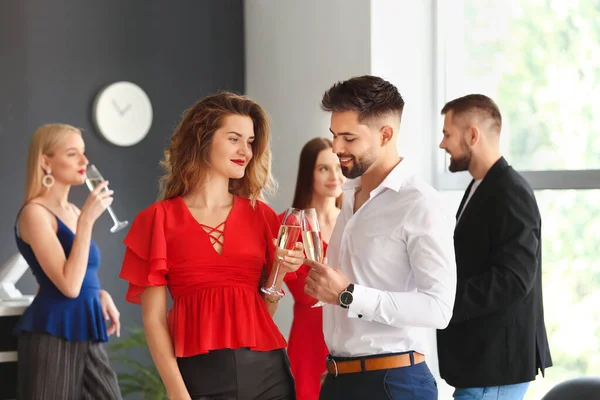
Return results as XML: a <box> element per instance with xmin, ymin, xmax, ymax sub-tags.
<box><xmin>119</xmin><ymin>92</ymin><xmax>305</xmax><ymax>400</ymax></box>
<box><xmin>284</xmin><ymin>138</ymin><xmax>345</xmax><ymax>400</ymax></box>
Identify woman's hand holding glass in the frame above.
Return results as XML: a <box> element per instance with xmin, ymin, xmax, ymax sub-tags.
<box><xmin>262</xmin><ymin>207</ymin><xmax>305</xmax><ymax>297</ymax></box>
<box><xmin>85</xmin><ymin>164</ymin><xmax>129</xmax><ymax>233</ymax></box>
<box><xmin>79</xmin><ymin>180</ymin><xmax>114</xmax><ymax>226</ymax></box>
<box><xmin>276</xmin><ymin>241</ymin><xmax>305</xmax><ymax>274</ymax></box>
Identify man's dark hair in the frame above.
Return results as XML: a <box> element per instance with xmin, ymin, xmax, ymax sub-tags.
<box><xmin>321</xmin><ymin>75</ymin><xmax>405</xmax><ymax>123</ymax></box>
<box><xmin>441</xmin><ymin>94</ymin><xmax>502</xmax><ymax>132</ymax></box>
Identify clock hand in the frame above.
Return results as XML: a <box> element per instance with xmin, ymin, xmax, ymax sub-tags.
<box><xmin>111</xmin><ymin>99</ymin><xmax>124</xmax><ymax>116</ymax></box>
<box><xmin>120</xmin><ymin>104</ymin><xmax>132</xmax><ymax>115</ymax></box>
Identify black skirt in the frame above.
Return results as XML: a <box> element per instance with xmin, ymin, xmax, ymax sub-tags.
<box><xmin>177</xmin><ymin>347</ymin><xmax>295</xmax><ymax>400</ymax></box>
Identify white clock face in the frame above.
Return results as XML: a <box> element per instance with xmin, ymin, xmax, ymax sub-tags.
<box><xmin>93</xmin><ymin>81</ymin><xmax>153</xmax><ymax>147</ymax></box>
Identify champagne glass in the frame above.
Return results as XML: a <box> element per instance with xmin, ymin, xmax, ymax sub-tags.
<box><xmin>261</xmin><ymin>207</ymin><xmax>303</xmax><ymax>297</ymax></box>
<box><xmin>85</xmin><ymin>164</ymin><xmax>129</xmax><ymax>233</ymax></box>
<box><xmin>302</xmin><ymin>208</ymin><xmax>325</xmax><ymax>307</ymax></box>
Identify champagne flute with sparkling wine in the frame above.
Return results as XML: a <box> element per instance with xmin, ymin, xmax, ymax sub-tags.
<box><xmin>85</xmin><ymin>164</ymin><xmax>129</xmax><ymax>233</ymax></box>
<box><xmin>301</xmin><ymin>208</ymin><xmax>325</xmax><ymax>307</ymax></box>
<box><xmin>261</xmin><ymin>207</ymin><xmax>303</xmax><ymax>297</ymax></box>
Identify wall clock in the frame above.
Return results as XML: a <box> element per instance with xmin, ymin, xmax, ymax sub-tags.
<box><xmin>92</xmin><ymin>81</ymin><xmax>153</xmax><ymax>147</ymax></box>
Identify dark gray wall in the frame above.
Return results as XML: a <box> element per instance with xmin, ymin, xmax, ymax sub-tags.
<box><xmin>0</xmin><ymin>0</ymin><xmax>243</xmax><ymax>347</ymax></box>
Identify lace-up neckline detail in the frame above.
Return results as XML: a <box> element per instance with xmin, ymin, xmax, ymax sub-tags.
<box><xmin>199</xmin><ymin>221</ymin><xmax>225</xmax><ymax>251</ymax></box>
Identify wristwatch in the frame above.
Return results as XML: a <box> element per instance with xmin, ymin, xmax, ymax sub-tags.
<box><xmin>339</xmin><ymin>283</ymin><xmax>354</xmax><ymax>309</ymax></box>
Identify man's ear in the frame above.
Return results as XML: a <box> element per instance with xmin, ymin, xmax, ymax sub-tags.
<box><xmin>380</xmin><ymin>125</ymin><xmax>394</xmax><ymax>146</ymax></box>
<box><xmin>467</xmin><ymin>125</ymin><xmax>480</xmax><ymax>146</ymax></box>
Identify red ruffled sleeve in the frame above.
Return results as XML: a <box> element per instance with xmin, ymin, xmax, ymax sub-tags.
<box><xmin>119</xmin><ymin>202</ymin><xmax>169</xmax><ymax>304</ymax></box>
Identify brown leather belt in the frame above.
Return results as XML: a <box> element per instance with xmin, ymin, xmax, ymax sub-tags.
<box><xmin>326</xmin><ymin>352</ymin><xmax>425</xmax><ymax>376</ymax></box>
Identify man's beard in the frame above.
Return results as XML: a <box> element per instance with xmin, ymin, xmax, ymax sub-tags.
<box><xmin>448</xmin><ymin>139</ymin><xmax>472</xmax><ymax>172</ymax></box>
<box><xmin>340</xmin><ymin>151</ymin><xmax>376</xmax><ymax>179</ymax></box>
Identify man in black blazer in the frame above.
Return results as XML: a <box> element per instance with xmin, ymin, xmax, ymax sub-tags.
<box><xmin>437</xmin><ymin>94</ymin><xmax>552</xmax><ymax>399</ymax></box>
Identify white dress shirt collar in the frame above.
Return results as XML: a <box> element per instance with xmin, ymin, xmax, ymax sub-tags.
<box><xmin>342</xmin><ymin>157</ymin><xmax>408</xmax><ymax>195</ymax></box>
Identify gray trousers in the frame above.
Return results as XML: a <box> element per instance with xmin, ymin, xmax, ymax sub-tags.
<box><xmin>17</xmin><ymin>332</ymin><xmax>122</xmax><ymax>400</ymax></box>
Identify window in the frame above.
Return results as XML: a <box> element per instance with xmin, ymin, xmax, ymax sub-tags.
<box><xmin>435</xmin><ymin>0</ymin><xmax>600</xmax><ymax>190</ymax></box>
<box><xmin>435</xmin><ymin>1</ymin><xmax>600</xmax><ymax>398</ymax></box>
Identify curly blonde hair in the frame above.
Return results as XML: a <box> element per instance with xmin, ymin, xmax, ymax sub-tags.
<box><xmin>159</xmin><ymin>92</ymin><xmax>275</xmax><ymax>205</ymax></box>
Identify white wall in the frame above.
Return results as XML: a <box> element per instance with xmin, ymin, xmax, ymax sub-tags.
<box><xmin>371</xmin><ymin>0</ymin><xmax>436</xmax><ymax>183</ymax></box>
<box><xmin>245</xmin><ymin>0</ymin><xmax>453</xmax><ymax>397</ymax></box>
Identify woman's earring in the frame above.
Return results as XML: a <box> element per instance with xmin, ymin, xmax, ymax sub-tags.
<box><xmin>42</xmin><ymin>169</ymin><xmax>55</xmax><ymax>188</ymax></box>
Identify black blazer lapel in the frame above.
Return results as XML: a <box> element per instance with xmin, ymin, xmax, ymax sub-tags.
<box><xmin>454</xmin><ymin>157</ymin><xmax>511</xmax><ymax>231</ymax></box>
<box><xmin>456</xmin><ymin>179</ymin><xmax>475</xmax><ymax>221</ymax></box>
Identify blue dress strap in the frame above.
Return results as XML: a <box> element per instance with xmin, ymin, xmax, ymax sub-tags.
<box><xmin>15</xmin><ymin>202</ymin><xmax>60</xmax><ymax>238</ymax></box>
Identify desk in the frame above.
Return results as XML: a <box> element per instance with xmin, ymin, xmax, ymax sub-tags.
<box><xmin>0</xmin><ymin>298</ymin><xmax>33</xmax><ymax>400</ymax></box>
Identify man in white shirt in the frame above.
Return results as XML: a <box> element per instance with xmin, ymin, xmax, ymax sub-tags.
<box><xmin>304</xmin><ymin>75</ymin><xmax>457</xmax><ymax>400</ymax></box>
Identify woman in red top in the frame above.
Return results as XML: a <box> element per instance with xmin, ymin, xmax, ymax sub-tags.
<box><xmin>119</xmin><ymin>92</ymin><xmax>305</xmax><ymax>400</ymax></box>
<box><xmin>284</xmin><ymin>138</ymin><xmax>345</xmax><ymax>400</ymax></box>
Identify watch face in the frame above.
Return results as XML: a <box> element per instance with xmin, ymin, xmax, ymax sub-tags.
<box><xmin>340</xmin><ymin>291</ymin><xmax>353</xmax><ymax>306</ymax></box>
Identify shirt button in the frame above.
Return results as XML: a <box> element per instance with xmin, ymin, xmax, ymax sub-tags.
<box><xmin>358</xmin><ymin>314</ymin><xmax>363</xmax><ymax>318</ymax></box>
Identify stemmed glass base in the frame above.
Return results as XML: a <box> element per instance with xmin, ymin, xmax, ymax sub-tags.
<box><xmin>107</xmin><ymin>206</ymin><xmax>128</xmax><ymax>233</ymax></box>
<box><xmin>261</xmin><ymin>255</ymin><xmax>286</xmax><ymax>297</ymax></box>
<box><xmin>260</xmin><ymin>285</ymin><xmax>284</xmax><ymax>298</ymax></box>
<box><xmin>312</xmin><ymin>300</ymin><xmax>325</xmax><ymax>308</ymax></box>
<box><xmin>110</xmin><ymin>220</ymin><xmax>129</xmax><ymax>233</ymax></box>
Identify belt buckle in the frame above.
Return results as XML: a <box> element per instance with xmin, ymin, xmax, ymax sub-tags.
<box><xmin>326</xmin><ymin>355</ymin><xmax>339</xmax><ymax>377</ymax></box>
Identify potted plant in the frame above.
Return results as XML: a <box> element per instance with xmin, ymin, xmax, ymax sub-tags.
<box><xmin>109</xmin><ymin>327</ymin><xmax>166</xmax><ymax>399</ymax></box>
